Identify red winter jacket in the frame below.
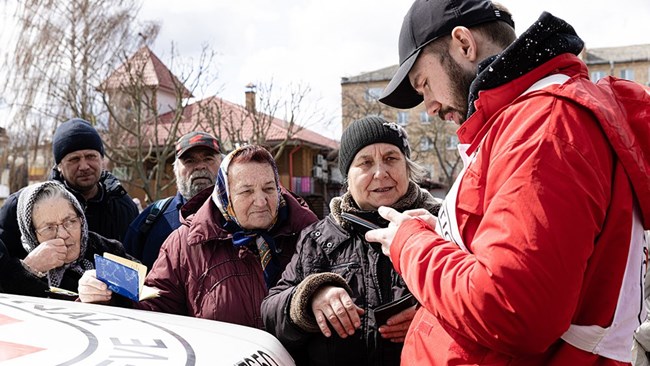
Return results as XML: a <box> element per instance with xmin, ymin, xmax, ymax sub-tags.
<box><xmin>133</xmin><ymin>187</ymin><xmax>318</xmax><ymax>328</ymax></box>
<box><xmin>392</xmin><ymin>53</ymin><xmax>649</xmax><ymax>365</ymax></box>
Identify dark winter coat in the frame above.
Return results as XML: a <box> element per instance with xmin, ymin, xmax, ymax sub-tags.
<box><xmin>261</xmin><ymin>216</ymin><xmax>409</xmax><ymax>366</ymax></box>
<box><xmin>0</xmin><ymin>232</ymin><xmax>127</xmax><ymax>298</ymax></box>
<box><xmin>262</xmin><ymin>183</ymin><xmax>440</xmax><ymax>366</ymax></box>
<box><xmin>55</xmin><ymin>231</ymin><xmax>128</xmax><ymax>294</ymax></box>
<box><xmin>133</xmin><ymin>186</ymin><xmax>318</xmax><ymax>328</ymax></box>
<box><xmin>0</xmin><ymin>239</ymin><xmax>47</xmax><ymax>296</ymax></box>
<box><xmin>123</xmin><ymin>192</ymin><xmax>186</xmax><ymax>269</ymax></box>
<box><xmin>0</xmin><ymin>170</ymin><xmax>138</xmax><ymax>259</ymax></box>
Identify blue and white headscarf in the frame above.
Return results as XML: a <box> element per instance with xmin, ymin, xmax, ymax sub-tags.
<box><xmin>211</xmin><ymin>145</ymin><xmax>287</xmax><ymax>288</ymax></box>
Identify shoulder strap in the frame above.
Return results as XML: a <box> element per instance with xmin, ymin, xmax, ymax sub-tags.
<box><xmin>133</xmin><ymin>196</ymin><xmax>174</xmax><ymax>261</ymax></box>
<box><xmin>139</xmin><ymin>196</ymin><xmax>174</xmax><ymax>235</ymax></box>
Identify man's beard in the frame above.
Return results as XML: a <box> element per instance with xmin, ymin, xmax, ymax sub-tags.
<box><xmin>438</xmin><ymin>51</ymin><xmax>476</xmax><ymax>124</ymax></box>
<box><xmin>177</xmin><ymin>170</ymin><xmax>215</xmax><ymax>199</ymax></box>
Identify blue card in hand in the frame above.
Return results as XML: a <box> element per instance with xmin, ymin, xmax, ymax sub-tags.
<box><xmin>94</xmin><ymin>253</ymin><xmax>159</xmax><ymax>302</ymax></box>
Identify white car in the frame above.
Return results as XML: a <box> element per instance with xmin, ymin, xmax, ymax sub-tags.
<box><xmin>0</xmin><ymin>294</ymin><xmax>295</xmax><ymax>365</ymax></box>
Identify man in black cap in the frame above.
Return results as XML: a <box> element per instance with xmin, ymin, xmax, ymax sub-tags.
<box><xmin>122</xmin><ymin>131</ymin><xmax>222</xmax><ymax>269</ymax></box>
<box><xmin>366</xmin><ymin>0</ymin><xmax>650</xmax><ymax>364</ymax></box>
<box><xmin>0</xmin><ymin>118</ymin><xmax>139</xmax><ymax>268</ymax></box>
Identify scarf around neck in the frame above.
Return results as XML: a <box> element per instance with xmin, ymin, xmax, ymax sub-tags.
<box><xmin>330</xmin><ymin>181</ymin><xmax>441</xmax><ymax>232</ymax></box>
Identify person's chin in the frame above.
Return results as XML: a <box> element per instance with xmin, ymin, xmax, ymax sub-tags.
<box><xmin>65</xmin><ymin>252</ymin><xmax>80</xmax><ymax>263</ymax></box>
<box><xmin>74</xmin><ymin>176</ymin><xmax>99</xmax><ymax>187</ymax></box>
<box><xmin>368</xmin><ymin>194</ymin><xmax>399</xmax><ymax>209</ymax></box>
<box><xmin>247</xmin><ymin>213</ymin><xmax>273</xmax><ymax>228</ymax></box>
<box><xmin>191</xmin><ymin>181</ymin><xmax>212</xmax><ymax>192</ymax></box>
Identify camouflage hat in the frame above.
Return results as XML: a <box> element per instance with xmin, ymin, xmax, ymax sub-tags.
<box><xmin>175</xmin><ymin>131</ymin><xmax>220</xmax><ymax>159</ymax></box>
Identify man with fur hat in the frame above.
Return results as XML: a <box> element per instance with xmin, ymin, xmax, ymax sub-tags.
<box><xmin>123</xmin><ymin>131</ymin><xmax>222</xmax><ymax>269</ymax></box>
<box><xmin>0</xmin><ymin>118</ymin><xmax>138</xmax><ymax>268</ymax></box>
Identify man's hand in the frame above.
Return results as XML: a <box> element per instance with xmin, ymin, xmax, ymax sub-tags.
<box><xmin>378</xmin><ymin>305</ymin><xmax>417</xmax><ymax>343</ymax></box>
<box><xmin>78</xmin><ymin>270</ymin><xmax>113</xmax><ymax>303</ymax></box>
<box><xmin>23</xmin><ymin>238</ymin><xmax>67</xmax><ymax>273</ymax></box>
<box><xmin>365</xmin><ymin>207</ymin><xmax>436</xmax><ymax>257</ymax></box>
<box><xmin>311</xmin><ymin>285</ymin><xmax>365</xmax><ymax>338</ymax></box>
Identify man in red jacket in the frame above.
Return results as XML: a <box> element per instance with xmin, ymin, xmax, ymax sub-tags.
<box><xmin>367</xmin><ymin>0</ymin><xmax>650</xmax><ymax>365</ymax></box>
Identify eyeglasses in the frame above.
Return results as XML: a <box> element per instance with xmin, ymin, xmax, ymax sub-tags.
<box><xmin>35</xmin><ymin>216</ymin><xmax>81</xmax><ymax>238</ymax></box>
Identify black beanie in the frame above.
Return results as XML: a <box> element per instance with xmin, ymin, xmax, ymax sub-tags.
<box><xmin>339</xmin><ymin>116</ymin><xmax>410</xmax><ymax>178</ymax></box>
<box><xmin>52</xmin><ymin>118</ymin><xmax>104</xmax><ymax>164</ymax></box>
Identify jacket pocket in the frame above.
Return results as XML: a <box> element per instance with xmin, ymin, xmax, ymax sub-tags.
<box><xmin>313</xmin><ymin>262</ymin><xmax>361</xmax><ymax>283</ymax></box>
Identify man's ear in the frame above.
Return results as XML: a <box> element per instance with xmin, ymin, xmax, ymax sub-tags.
<box><xmin>449</xmin><ymin>26</ymin><xmax>479</xmax><ymax>63</ymax></box>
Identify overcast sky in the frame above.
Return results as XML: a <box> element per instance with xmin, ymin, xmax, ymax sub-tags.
<box><xmin>3</xmin><ymin>1</ymin><xmax>648</xmax><ymax>138</ymax></box>
<box><xmin>141</xmin><ymin>0</ymin><xmax>649</xmax><ymax>139</ymax></box>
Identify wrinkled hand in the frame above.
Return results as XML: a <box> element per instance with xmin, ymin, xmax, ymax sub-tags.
<box><xmin>366</xmin><ymin>207</ymin><xmax>435</xmax><ymax>257</ymax></box>
<box><xmin>78</xmin><ymin>270</ymin><xmax>112</xmax><ymax>303</ymax></box>
<box><xmin>23</xmin><ymin>238</ymin><xmax>67</xmax><ymax>273</ymax></box>
<box><xmin>378</xmin><ymin>305</ymin><xmax>417</xmax><ymax>343</ymax></box>
<box><xmin>311</xmin><ymin>285</ymin><xmax>365</xmax><ymax>338</ymax></box>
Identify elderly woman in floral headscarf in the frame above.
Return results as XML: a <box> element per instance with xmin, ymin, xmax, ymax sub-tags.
<box><xmin>262</xmin><ymin>116</ymin><xmax>441</xmax><ymax>366</ymax></box>
<box><xmin>78</xmin><ymin>145</ymin><xmax>318</xmax><ymax>328</ymax></box>
<box><xmin>16</xmin><ymin>181</ymin><xmax>126</xmax><ymax>297</ymax></box>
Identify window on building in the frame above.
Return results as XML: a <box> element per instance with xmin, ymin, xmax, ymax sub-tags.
<box><xmin>420</xmin><ymin>136</ymin><xmax>433</xmax><ymax>151</ymax></box>
<box><xmin>619</xmin><ymin>69</ymin><xmax>634</xmax><ymax>81</ymax></box>
<box><xmin>590</xmin><ymin>71</ymin><xmax>607</xmax><ymax>82</ymax></box>
<box><xmin>420</xmin><ymin>111</ymin><xmax>431</xmax><ymax>124</ymax></box>
<box><xmin>446</xmin><ymin>135</ymin><xmax>459</xmax><ymax>150</ymax></box>
<box><xmin>364</xmin><ymin>87</ymin><xmax>383</xmax><ymax>102</ymax></box>
<box><xmin>397</xmin><ymin>111</ymin><xmax>409</xmax><ymax>126</ymax></box>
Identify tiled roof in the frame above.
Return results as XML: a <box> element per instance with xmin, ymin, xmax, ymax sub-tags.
<box><xmin>584</xmin><ymin>44</ymin><xmax>650</xmax><ymax>65</ymax></box>
<box><xmin>150</xmin><ymin>96</ymin><xmax>339</xmax><ymax>151</ymax></box>
<box><xmin>100</xmin><ymin>46</ymin><xmax>192</xmax><ymax>97</ymax></box>
<box><xmin>340</xmin><ymin>65</ymin><xmax>398</xmax><ymax>84</ymax></box>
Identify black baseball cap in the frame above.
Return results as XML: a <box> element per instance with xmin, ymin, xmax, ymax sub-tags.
<box><xmin>379</xmin><ymin>0</ymin><xmax>514</xmax><ymax>109</ymax></box>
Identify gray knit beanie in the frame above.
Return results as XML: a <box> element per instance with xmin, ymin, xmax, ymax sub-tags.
<box><xmin>339</xmin><ymin>116</ymin><xmax>410</xmax><ymax>178</ymax></box>
<box><xmin>52</xmin><ymin>118</ymin><xmax>104</xmax><ymax>164</ymax></box>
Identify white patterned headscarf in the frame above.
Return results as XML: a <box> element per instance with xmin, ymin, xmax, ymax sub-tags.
<box><xmin>17</xmin><ymin>181</ymin><xmax>92</xmax><ymax>287</ymax></box>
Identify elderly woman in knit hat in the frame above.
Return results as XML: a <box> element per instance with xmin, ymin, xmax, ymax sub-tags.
<box><xmin>262</xmin><ymin>116</ymin><xmax>440</xmax><ymax>365</ymax></box>
<box><xmin>16</xmin><ymin>181</ymin><xmax>127</xmax><ymax>297</ymax></box>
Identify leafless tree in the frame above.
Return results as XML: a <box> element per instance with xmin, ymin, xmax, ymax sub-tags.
<box><xmin>247</xmin><ymin>81</ymin><xmax>331</xmax><ymax>160</ymax></box>
<box><xmin>340</xmin><ymin>79</ymin><xmax>460</xmax><ymax>190</ymax></box>
<box><xmin>98</xmin><ymin>45</ymin><xmax>330</xmax><ymax>203</ymax></box>
<box><xmin>200</xmin><ymin>80</ymin><xmax>331</xmax><ymax>161</ymax></box>
<box><xmin>341</xmin><ymin>83</ymin><xmax>392</xmax><ymax>130</ymax></box>
<box><xmin>0</xmin><ymin>0</ymin><xmax>159</xmax><ymax>188</ymax></box>
<box><xmin>99</xmin><ymin>44</ymin><xmax>219</xmax><ymax>203</ymax></box>
<box><xmin>408</xmin><ymin>117</ymin><xmax>462</xmax><ymax>188</ymax></box>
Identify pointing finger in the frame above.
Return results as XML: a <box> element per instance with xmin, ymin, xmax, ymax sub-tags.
<box><xmin>377</xmin><ymin>206</ymin><xmax>410</xmax><ymax>225</ymax></box>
